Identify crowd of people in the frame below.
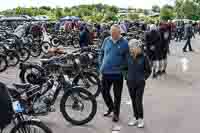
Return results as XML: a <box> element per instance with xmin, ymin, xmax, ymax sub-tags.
<box><xmin>97</xmin><ymin>20</ymin><xmax>196</xmax><ymax>129</ymax></box>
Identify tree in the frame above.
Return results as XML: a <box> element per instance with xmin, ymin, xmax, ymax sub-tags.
<box><xmin>128</xmin><ymin>13</ymin><xmax>139</xmax><ymax>20</ymax></box>
<box><xmin>160</xmin><ymin>5</ymin><xmax>175</xmax><ymax>20</ymax></box>
<box><xmin>182</xmin><ymin>0</ymin><xmax>198</xmax><ymax>19</ymax></box>
<box><xmin>152</xmin><ymin>5</ymin><xmax>160</xmax><ymax>13</ymax></box>
<box><xmin>144</xmin><ymin>9</ymin><xmax>149</xmax><ymax>16</ymax></box>
<box><xmin>40</xmin><ymin>6</ymin><xmax>51</xmax><ymax>11</ymax></box>
<box><xmin>175</xmin><ymin>0</ymin><xmax>184</xmax><ymax>18</ymax></box>
<box><xmin>55</xmin><ymin>7</ymin><xmax>63</xmax><ymax>19</ymax></box>
<box><xmin>15</xmin><ymin>7</ymin><xmax>22</xmax><ymax>15</ymax></box>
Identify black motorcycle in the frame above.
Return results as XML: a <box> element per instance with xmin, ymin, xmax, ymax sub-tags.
<box><xmin>10</xmin><ymin>59</ymin><xmax>97</xmax><ymax>125</ymax></box>
<box><xmin>0</xmin><ymin>42</ymin><xmax>20</xmax><ymax>67</ymax></box>
<box><xmin>19</xmin><ymin>53</ymin><xmax>101</xmax><ymax>98</ymax></box>
<box><xmin>50</xmin><ymin>32</ymin><xmax>80</xmax><ymax>48</ymax></box>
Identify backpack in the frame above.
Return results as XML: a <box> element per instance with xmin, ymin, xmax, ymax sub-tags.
<box><xmin>0</xmin><ymin>82</ymin><xmax>13</xmax><ymax>129</ymax></box>
<box><xmin>144</xmin><ymin>55</ymin><xmax>152</xmax><ymax>80</ymax></box>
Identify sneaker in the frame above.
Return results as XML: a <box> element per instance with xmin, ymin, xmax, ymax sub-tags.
<box><xmin>137</xmin><ymin>119</ymin><xmax>144</xmax><ymax>128</ymax></box>
<box><xmin>128</xmin><ymin>117</ymin><xmax>138</xmax><ymax>126</ymax></box>
<box><xmin>183</xmin><ymin>49</ymin><xmax>187</xmax><ymax>52</ymax></box>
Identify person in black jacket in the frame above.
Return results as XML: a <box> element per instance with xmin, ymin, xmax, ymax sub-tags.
<box><xmin>126</xmin><ymin>41</ymin><xmax>151</xmax><ymax>128</ymax></box>
<box><xmin>183</xmin><ymin>21</ymin><xmax>194</xmax><ymax>52</ymax></box>
<box><xmin>79</xmin><ymin>26</ymin><xmax>90</xmax><ymax>48</ymax></box>
<box><xmin>159</xmin><ymin>23</ymin><xmax>170</xmax><ymax>75</ymax></box>
<box><xmin>144</xmin><ymin>24</ymin><xmax>161</xmax><ymax>78</ymax></box>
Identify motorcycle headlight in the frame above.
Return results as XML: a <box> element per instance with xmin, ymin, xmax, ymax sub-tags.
<box><xmin>74</xmin><ymin>58</ymin><xmax>80</xmax><ymax>65</ymax></box>
<box><xmin>88</xmin><ymin>53</ymin><xmax>93</xmax><ymax>60</ymax></box>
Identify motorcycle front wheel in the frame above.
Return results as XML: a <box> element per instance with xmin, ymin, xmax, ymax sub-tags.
<box><xmin>18</xmin><ymin>48</ymin><xmax>30</xmax><ymax>62</ymax></box>
<box><xmin>60</xmin><ymin>87</ymin><xmax>97</xmax><ymax>125</ymax></box>
<box><xmin>11</xmin><ymin>120</ymin><xmax>52</xmax><ymax>133</ymax></box>
<box><xmin>51</xmin><ymin>37</ymin><xmax>61</xmax><ymax>47</ymax></box>
<box><xmin>7</xmin><ymin>50</ymin><xmax>20</xmax><ymax>67</ymax></box>
<box><xmin>30</xmin><ymin>43</ymin><xmax>42</xmax><ymax>57</ymax></box>
<box><xmin>0</xmin><ymin>54</ymin><xmax>8</xmax><ymax>72</ymax></box>
<box><xmin>41</xmin><ymin>41</ymin><xmax>52</xmax><ymax>54</ymax></box>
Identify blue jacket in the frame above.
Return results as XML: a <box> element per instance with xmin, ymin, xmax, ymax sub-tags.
<box><xmin>127</xmin><ymin>54</ymin><xmax>145</xmax><ymax>81</ymax></box>
<box><xmin>99</xmin><ymin>37</ymin><xmax>129</xmax><ymax>74</ymax></box>
<box><xmin>79</xmin><ymin>30</ymin><xmax>89</xmax><ymax>48</ymax></box>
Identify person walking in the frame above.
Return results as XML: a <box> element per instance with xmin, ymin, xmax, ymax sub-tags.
<box><xmin>183</xmin><ymin>21</ymin><xmax>194</xmax><ymax>52</ymax></box>
<box><xmin>126</xmin><ymin>41</ymin><xmax>151</xmax><ymax>128</ymax></box>
<box><xmin>159</xmin><ymin>22</ymin><xmax>170</xmax><ymax>75</ymax></box>
<box><xmin>144</xmin><ymin>24</ymin><xmax>161</xmax><ymax>78</ymax></box>
<box><xmin>79</xmin><ymin>26</ymin><xmax>90</xmax><ymax>48</ymax></box>
<box><xmin>99</xmin><ymin>24</ymin><xmax>129</xmax><ymax>122</ymax></box>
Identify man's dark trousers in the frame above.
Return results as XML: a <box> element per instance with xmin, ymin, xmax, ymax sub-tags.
<box><xmin>101</xmin><ymin>74</ymin><xmax>123</xmax><ymax>117</ymax></box>
<box><xmin>183</xmin><ymin>37</ymin><xmax>192</xmax><ymax>51</ymax></box>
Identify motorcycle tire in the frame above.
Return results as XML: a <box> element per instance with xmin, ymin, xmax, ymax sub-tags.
<box><xmin>41</xmin><ymin>41</ymin><xmax>52</xmax><ymax>54</ymax></box>
<box><xmin>0</xmin><ymin>54</ymin><xmax>8</xmax><ymax>72</ymax></box>
<box><xmin>30</xmin><ymin>44</ymin><xmax>42</xmax><ymax>57</ymax></box>
<box><xmin>6</xmin><ymin>50</ymin><xmax>20</xmax><ymax>67</ymax></box>
<box><xmin>73</xmin><ymin>38</ymin><xmax>80</xmax><ymax>48</ymax></box>
<box><xmin>73</xmin><ymin>72</ymin><xmax>101</xmax><ymax>98</ymax></box>
<box><xmin>11</xmin><ymin>120</ymin><xmax>52</xmax><ymax>133</ymax></box>
<box><xmin>18</xmin><ymin>48</ymin><xmax>30</xmax><ymax>62</ymax></box>
<box><xmin>60</xmin><ymin>87</ymin><xmax>97</xmax><ymax>125</ymax></box>
<box><xmin>20</xmin><ymin>65</ymin><xmax>44</xmax><ymax>84</ymax></box>
<box><xmin>51</xmin><ymin>37</ymin><xmax>61</xmax><ymax>47</ymax></box>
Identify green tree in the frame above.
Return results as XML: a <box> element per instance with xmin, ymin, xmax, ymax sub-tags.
<box><xmin>182</xmin><ymin>0</ymin><xmax>198</xmax><ymax>19</ymax></box>
<box><xmin>128</xmin><ymin>13</ymin><xmax>139</xmax><ymax>20</ymax></box>
<box><xmin>160</xmin><ymin>5</ymin><xmax>175</xmax><ymax>20</ymax></box>
<box><xmin>55</xmin><ymin>7</ymin><xmax>63</xmax><ymax>19</ymax></box>
<box><xmin>175</xmin><ymin>0</ymin><xmax>184</xmax><ymax>18</ymax></box>
<box><xmin>152</xmin><ymin>5</ymin><xmax>160</xmax><ymax>13</ymax></box>
<box><xmin>40</xmin><ymin>6</ymin><xmax>51</xmax><ymax>11</ymax></box>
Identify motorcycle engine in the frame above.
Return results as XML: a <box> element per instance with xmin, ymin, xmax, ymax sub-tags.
<box><xmin>33</xmin><ymin>96</ymin><xmax>49</xmax><ymax>114</ymax></box>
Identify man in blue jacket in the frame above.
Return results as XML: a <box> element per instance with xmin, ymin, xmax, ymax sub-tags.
<box><xmin>99</xmin><ymin>24</ymin><xmax>129</xmax><ymax>122</ymax></box>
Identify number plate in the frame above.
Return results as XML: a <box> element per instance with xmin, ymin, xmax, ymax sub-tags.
<box><xmin>12</xmin><ymin>101</ymin><xmax>24</xmax><ymax>113</ymax></box>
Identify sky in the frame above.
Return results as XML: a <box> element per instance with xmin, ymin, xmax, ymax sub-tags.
<box><xmin>0</xmin><ymin>0</ymin><xmax>175</xmax><ymax>11</ymax></box>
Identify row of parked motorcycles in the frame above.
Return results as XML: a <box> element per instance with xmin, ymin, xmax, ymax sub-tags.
<box><xmin>0</xmin><ymin>24</ymin><xmax>81</xmax><ymax>73</ymax></box>
<box><xmin>4</xmin><ymin>42</ymin><xmax>100</xmax><ymax>126</ymax></box>
<box><xmin>0</xmin><ymin>46</ymin><xmax>100</xmax><ymax>133</ymax></box>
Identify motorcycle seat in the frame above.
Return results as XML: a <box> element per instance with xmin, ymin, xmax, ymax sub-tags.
<box><xmin>13</xmin><ymin>83</ymin><xmax>31</xmax><ymax>90</ymax></box>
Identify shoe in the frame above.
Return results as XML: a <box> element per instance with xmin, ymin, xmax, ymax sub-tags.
<box><xmin>161</xmin><ymin>70</ymin><xmax>166</xmax><ymax>75</ymax></box>
<box><xmin>157</xmin><ymin>71</ymin><xmax>161</xmax><ymax>76</ymax></box>
<box><xmin>128</xmin><ymin>117</ymin><xmax>138</xmax><ymax>126</ymax></box>
<box><xmin>189</xmin><ymin>49</ymin><xmax>194</xmax><ymax>52</ymax></box>
<box><xmin>103</xmin><ymin>110</ymin><xmax>113</xmax><ymax>117</ymax></box>
<box><xmin>152</xmin><ymin>73</ymin><xmax>157</xmax><ymax>79</ymax></box>
<box><xmin>183</xmin><ymin>49</ymin><xmax>187</xmax><ymax>52</ymax></box>
<box><xmin>137</xmin><ymin>119</ymin><xmax>144</xmax><ymax>128</ymax></box>
<box><xmin>112</xmin><ymin>115</ymin><xmax>119</xmax><ymax>122</ymax></box>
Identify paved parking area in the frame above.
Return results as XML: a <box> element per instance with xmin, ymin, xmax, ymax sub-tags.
<box><xmin>2</xmin><ymin>36</ymin><xmax>200</xmax><ymax>133</ymax></box>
